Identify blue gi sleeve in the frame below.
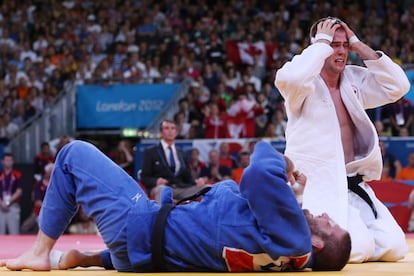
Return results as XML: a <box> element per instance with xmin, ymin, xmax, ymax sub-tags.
<box><xmin>239</xmin><ymin>141</ymin><xmax>312</xmax><ymax>259</ymax></box>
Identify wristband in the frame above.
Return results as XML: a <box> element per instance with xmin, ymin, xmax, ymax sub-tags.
<box><xmin>349</xmin><ymin>35</ymin><xmax>360</xmax><ymax>45</ymax></box>
<box><xmin>314</xmin><ymin>33</ymin><xmax>333</xmax><ymax>43</ymax></box>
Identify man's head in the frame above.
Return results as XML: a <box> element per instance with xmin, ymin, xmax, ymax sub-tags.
<box><xmin>208</xmin><ymin>149</ymin><xmax>219</xmax><ymax>166</ymax></box>
<box><xmin>40</xmin><ymin>141</ymin><xmax>51</xmax><ymax>156</ymax></box>
<box><xmin>1</xmin><ymin>153</ymin><xmax>14</xmax><ymax>171</ymax></box>
<box><xmin>238</xmin><ymin>151</ymin><xmax>251</xmax><ymax>168</ymax></box>
<box><xmin>310</xmin><ymin>17</ymin><xmax>349</xmax><ymax>75</ymax></box>
<box><xmin>309</xmin><ymin>17</ymin><xmax>343</xmax><ymax>43</ymax></box>
<box><xmin>159</xmin><ymin>119</ymin><xmax>177</xmax><ymax>145</ymax></box>
<box><xmin>303</xmin><ymin>209</ymin><xmax>351</xmax><ymax>271</ymax></box>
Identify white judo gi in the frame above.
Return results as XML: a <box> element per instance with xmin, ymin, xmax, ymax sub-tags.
<box><xmin>275</xmin><ymin>42</ymin><xmax>410</xmax><ymax>263</ymax></box>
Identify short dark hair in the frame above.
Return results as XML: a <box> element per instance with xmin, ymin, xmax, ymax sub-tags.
<box><xmin>159</xmin><ymin>119</ymin><xmax>176</xmax><ymax>131</ymax></box>
<box><xmin>239</xmin><ymin>151</ymin><xmax>250</xmax><ymax>157</ymax></box>
<box><xmin>312</xmin><ymin>231</ymin><xmax>351</xmax><ymax>271</ymax></box>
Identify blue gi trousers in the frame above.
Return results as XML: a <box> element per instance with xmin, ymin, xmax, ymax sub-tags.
<box><xmin>38</xmin><ymin>140</ymin><xmax>148</xmax><ymax>271</ymax></box>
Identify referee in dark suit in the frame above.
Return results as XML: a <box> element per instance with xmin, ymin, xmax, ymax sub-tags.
<box><xmin>140</xmin><ymin>119</ymin><xmax>208</xmax><ymax>202</ymax></box>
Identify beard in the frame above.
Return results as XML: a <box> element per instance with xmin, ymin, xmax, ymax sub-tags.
<box><xmin>302</xmin><ymin>209</ymin><xmax>323</xmax><ymax>237</ymax></box>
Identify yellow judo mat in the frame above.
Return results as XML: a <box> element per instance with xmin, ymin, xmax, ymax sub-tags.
<box><xmin>0</xmin><ymin>234</ymin><xmax>413</xmax><ymax>275</ymax></box>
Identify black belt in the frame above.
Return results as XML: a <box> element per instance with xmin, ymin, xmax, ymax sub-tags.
<box><xmin>347</xmin><ymin>174</ymin><xmax>377</xmax><ymax>219</ymax></box>
<box><xmin>151</xmin><ymin>186</ymin><xmax>212</xmax><ymax>271</ymax></box>
<box><xmin>151</xmin><ymin>204</ymin><xmax>174</xmax><ymax>272</ymax></box>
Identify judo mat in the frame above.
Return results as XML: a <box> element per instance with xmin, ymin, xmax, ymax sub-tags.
<box><xmin>1</xmin><ymin>234</ymin><xmax>413</xmax><ymax>275</ymax></box>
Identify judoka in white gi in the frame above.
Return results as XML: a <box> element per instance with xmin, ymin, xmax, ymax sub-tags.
<box><xmin>274</xmin><ymin>17</ymin><xmax>410</xmax><ymax>263</ymax></box>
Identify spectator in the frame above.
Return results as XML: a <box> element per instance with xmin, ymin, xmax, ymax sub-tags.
<box><xmin>109</xmin><ymin>139</ymin><xmax>135</xmax><ymax>176</ymax></box>
<box><xmin>20</xmin><ymin>162</ymin><xmax>54</xmax><ymax>234</ymax></box>
<box><xmin>32</xmin><ymin>34</ymin><xmax>48</xmax><ymax>53</ymax></box>
<box><xmin>177</xmin><ymin>97</ymin><xmax>201</xmax><ymax>126</ymax></box>
<box><xmin>387</xmin><ymin>98</ymin><xmax>414</xmax><ymax>136</ymax></box>
<box><xmin>16</xmin><ymin>76</ymin><xmax>30</xmax><ymax>100</ymax></box>
<box><xmin>227</xmin><ymin>91</ymin><xmax>262</xmax><ymax>138</ymax></box>
<box><xmin>27</xmin><ymin>69</ymin><xmax>44</xmax><ymax>91</ymax></box>
<box><xmin>396</xmin><ymin>152</ymin><xmax>414</xmax><ymax>180</ymax></box>
<box><xmin>33</xmin><ymin>141</ymin><xmax>55</xmax><ymax>180</ymax></box>
<box><xmin>4</xmin><ymin>63</ymin><xmax>27</xmax><ymax>89</ymax></box>
<box><xmin>264</xmin><ymin>122</ymin><xmax>279</xmax><ymax>138</ymax></box>
<box><xmin>244</xmin><ymin>65</ymin><xmax>262</xmax><ymax>93</ymax></box>
<box><xmin>174</xmin><ymin>111</ymin><xmax>191</xmax><ymax>139</ymax></box>
<box><xmin>379</xmin><ymin>140</ymin><xmax>401</xmax><ymax>179</ymax></box>
<box><xmin>216</xmin><ymin>82</ymin><xmax>233</xmax><ymax>110</ymax></box>
<box><xmin>188</xmin><ymin>147</ymin><xmax>206</xmax><ymax>179</ymax></box>
<box><xmin>206</xmin><ymin>33</ymin><xmax>226</xmax><ymax>67</ymax></box>
<box><xmin>1</xmin><ymin>96</ymin><xmax>14</xmax><ymax>116</ymax></box>
<box><xmin>22</xmin><ymin>98</ymin><xmax>37</xmax><ymax>122</ymax></box>
<box><xmin>10</xmin><ymin>102</ymin><xmax>26</xmax><ymax>128</ymax></box>
<box><xmin>159</xmin><ymin>64</ymin><xmax>177</xmax><ymax>84</ymax></box>
<box><xmin>0</xmin><ymin>152</ymin><xmax>23</xmax><ymax>235</ymax></box>
<box><xmin>374</xmin><ymin>120</ymin><xmax>391</xmax><ymax>137</ymax></box>
<box><xmin>140</xmin><ymin>119</ymin><xmax>207</xmax><ymax>203</ymax></box>
<box><xmin>0</xmin><ymin>114</ymin><xmax>8</xmax><ymax>144</ymax></box>
<box><xmin>141</xmin><ymin>56</ymin><xmax>161</xmax><ymax>83</ymax></box>
<box><xmin>20</xmin><ymin>41</ymin><xmax>38</xmax><ymax>63</ymax></box>
<box><xmin>218</xmin><ymin>142</ymin><xmax>239</xmax><ymax>170</ymax></box>
<box><xmin>200</xmin><ymin>148</ymin><xmax>231</xmax><ymax>184</ymax></box>
<box><xmin>398</xmin><ymin>126</ymin><xmax>410</xmax><ymax>137</ymax></box>
<box><xmin>2</xmin><ymin>112</ymin><xmax>19</xmax><ymax>141</ymax></box>
<box><xmin>255</xmin><ymin>92</ymin><xmax>271</xmax><ymax>136</ymax></box>
<box><xmin>27</xmin><ymin>86</ymin><xmax>44</xmax><ymax>113</ymax></box>
<box><xmin>191</xmin><ymin>78</ymin><xmax>210</xmax><ymax>111</ymax></box>
<box><xmin>271</xmin><ymin>108</ymin><xmax>287</xmax><ymax>138</ymax></box>
<box><xmin>222</xmin><ymin>63</ymin><xmax>242</xmax><ymax>91</ymax></box>
<box><xmin>201</xmin><ymin>63</ymin><xmax>221</xmax><ymax>93</ymax></box>
<box><xmin>203</xmin><ymin>102</ymin><xmax>229</xmax><ymax>139</ymax></box>
<box><xmin>232</xmin><ymin>151</ymin><xmax>251</xmax><ymax>184</ymax></box>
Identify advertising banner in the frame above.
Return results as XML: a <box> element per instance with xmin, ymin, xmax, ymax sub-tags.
<box><xmin>77</xmin><ymin>84</ymin><xmax>179</xmax><ymax>128</ymax></box>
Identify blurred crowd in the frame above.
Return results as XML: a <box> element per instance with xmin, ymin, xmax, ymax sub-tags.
<box><xmin>1</xmin><ymin>0</ymin><xmax>414</xmax><ymax>144</ymax></box>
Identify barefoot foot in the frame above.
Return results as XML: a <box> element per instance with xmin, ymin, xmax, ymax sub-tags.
<box><xmin>3</xmin><ymin>250</ymin><xmax>51</xmax><ymax>271</ymax></box>
<box><xmin>59</xmin><ymin>249</ymin><xmax>83</xmax><ymax>269</ymax></box>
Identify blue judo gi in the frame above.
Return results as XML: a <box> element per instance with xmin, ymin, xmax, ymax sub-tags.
<box><xmin>39</xmin><ymin>140</ymin><xmax>313</xmax><ymax>272</ymax></box>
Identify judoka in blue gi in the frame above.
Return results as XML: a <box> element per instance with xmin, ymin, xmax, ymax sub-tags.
<box><xmin>0</xmin><ymin>140</ymin><xmax>351</xmax><ymax>272</ymax></box>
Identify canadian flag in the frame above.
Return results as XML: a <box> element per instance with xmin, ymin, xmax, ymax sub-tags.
<box><xmin>225</xmin><ymin>40</ymin><xmax>277</xmax><ymax>68</ymax></box>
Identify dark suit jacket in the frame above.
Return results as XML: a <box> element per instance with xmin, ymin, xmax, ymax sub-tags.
<box><xmin>140</xmin><ymin>143</ymin><xmax>196</xmax><ymax>192</ymax></box>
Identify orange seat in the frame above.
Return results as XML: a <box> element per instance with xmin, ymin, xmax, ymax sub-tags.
<box><xmin>368</xmin><ymin>180</ymin><xmax>414</xmax><ymax>232</ymax></box>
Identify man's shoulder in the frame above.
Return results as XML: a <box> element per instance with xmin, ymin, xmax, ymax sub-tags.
<box><xmin>143</xmin><ymin>143</ymin><xmax>161</xmax><ymax>153</ymax></box>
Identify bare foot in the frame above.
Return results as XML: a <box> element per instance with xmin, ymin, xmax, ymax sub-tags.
<box><xmin>2</xmin><ymin>249</ymin><xmax>51</xmax><ymax>271</ymax></box>
<box><xmin>59</xmin><ymin>249</ymin><xmax>103</xmax><ymax>269</ymax></box>
<box><xmin>59</xmin><ymin>249</ymin><xmax>83</xmax><ymax>269</ymax></box>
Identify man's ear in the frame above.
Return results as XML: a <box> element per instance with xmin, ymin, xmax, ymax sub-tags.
<box><xmin>311</xmin><ymin>235</ymin><xmax>325</xmax><ymax>252</ymax></box>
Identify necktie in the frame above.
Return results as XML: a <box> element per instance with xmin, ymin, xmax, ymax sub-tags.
<box><xmin>168</xmin><ymin>146</ymin><xmax>176</xmax><ymax>173</ymax></box>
